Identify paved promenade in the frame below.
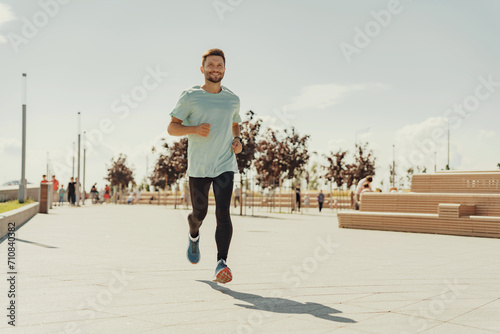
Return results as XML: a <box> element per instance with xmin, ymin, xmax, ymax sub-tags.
<box><xmin>0</xmin><ymin>204</ymin><xmax>499</xmax><ymax>333</ymax></box>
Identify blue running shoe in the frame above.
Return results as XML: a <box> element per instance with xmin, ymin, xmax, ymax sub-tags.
<box><xmin>213</xmin><ymin>259</ymin><xmax>232</xmax><ymax>283</ymax></box>
<box><xmin>187</xmin><ymin>235</ymin><xmax>200</xmax><ymax>264</ymax></box>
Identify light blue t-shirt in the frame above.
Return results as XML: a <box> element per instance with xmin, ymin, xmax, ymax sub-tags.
<box><xmin>170</xmin><ymin>85</ymin><xmax>242</xmax><ymax>178</ymax></box>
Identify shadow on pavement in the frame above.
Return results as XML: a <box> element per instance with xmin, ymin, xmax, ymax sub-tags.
<box><xmin>198</xmin><ymin>280</ymin><xmax>356</xmax><ymax>323</ymax></box>
<box><xmin>16</xmin><ymin>238</ymin><xmax>58</xmax><ymax>248</ymax></box>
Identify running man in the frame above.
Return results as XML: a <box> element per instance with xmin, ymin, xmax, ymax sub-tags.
<box><xmin>167</xmin><ymin>48</ymin><xmax>242</xmax><ymax>283</ymax></box>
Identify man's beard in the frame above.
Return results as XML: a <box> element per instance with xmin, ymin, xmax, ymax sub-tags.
<box><xmin>206</xmin><ymin>72</ymin><xmax>224</xmax><ymax>83</ymax></box>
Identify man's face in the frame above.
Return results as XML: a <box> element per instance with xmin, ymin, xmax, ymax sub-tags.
<box><xmin>201</xmin><ymin>55</ymin><xmax>225</xmax><ymax>83</ymax></box>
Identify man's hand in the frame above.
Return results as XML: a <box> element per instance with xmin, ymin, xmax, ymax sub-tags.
<box><xmin>232</xmin><ymin>138</ymin><xmax>242</xmax><ymax>154</ymax></box>
<box><xmin>196</xmin><ymin>123</ymin><xmax>211</xmax><ymax>137</ymax></box>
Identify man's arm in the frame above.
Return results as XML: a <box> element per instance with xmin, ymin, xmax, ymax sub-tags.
<box><xmin>232</xmin><ymin>122</ymin><xmax>242</xmax><ymax>154</ymax></box>
<box><xmin>232</xmin><ymin>122</ymin><xmax>241</xmax><ymax>138</ymax></box>
<box><xmin>167</xmin><ymin>117</ymin><xmax>210</xmax><ymax>137</ymax></box>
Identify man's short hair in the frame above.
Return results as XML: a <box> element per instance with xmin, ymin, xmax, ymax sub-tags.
<box><xmin>202</xmin><ymin>48</ymin><xmax>225</xmax><ymax>66</ymax></box>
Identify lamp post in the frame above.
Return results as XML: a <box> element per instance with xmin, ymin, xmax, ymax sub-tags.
<box><xmin>392</xmin><ymin>144</ymin><xmax>395</xmax><ymax>187</ymax></box>
<box><xmin>76</xmin><ymin>112</ymin><xmax>81</xmax><ymax>206</ymax></box>
<box><xmin>83</xmin><ymin>131</ymin><xmax>86</xmax><ymax>205</ymax></box>
<box><xmin>434</xmin><ymin>151</ymin><xmax>437</xmax><ymax>172</ymax></box>
<box><xmin>72</xmin><ymin>141</ymin><xmax>75</xmax><ymax>178</ymax></box>
<box><xmin>18</xmin><ymin>73</ymin><xmax>27</xmax><ymax>203</ymax></box>
<box><xmin>446</xmin><ymin>121</ymin><xmax>450</xmax><ymax>170</ymax></box>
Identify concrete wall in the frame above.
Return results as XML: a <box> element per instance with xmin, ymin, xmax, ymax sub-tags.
<box><xmin>0</xmin><ymin>202</ymin><xmax>39</xmax><ymax>239</ymax></box>
<box><xmin>0</xmin><ymin>185</ymin><xmax>40</xmax><ymax>202</ymax></box>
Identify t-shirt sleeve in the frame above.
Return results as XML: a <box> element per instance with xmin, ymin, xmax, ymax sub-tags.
<box><xmin>170</xmin><ymin>90</ymin><xmax>192</xmax><ymax>121</ymax></box>
<box><xmin>232</xmin><ymin>97</ymin><xmax>242</xmax><ymax>123</ymax></box>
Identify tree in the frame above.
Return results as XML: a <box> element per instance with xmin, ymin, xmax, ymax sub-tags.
<box><xmin>255</xmin><ymin>127</ymin><xmax>310</xmax><ymax>187</ymax></box>
<box><xmin>323</xmin><ymin>150</ymin><xmax>348</xmax><ymax>189</ymax></box>
<box><xmin>497</xmin><ymin>163</ymin><xmax>500</xmax><ymax>169</ymax></box>
<box><xmin>150</xmin><ymin>138</ymin><xmax>188</xmax><ymax>207</ymax></box>
<box><xmin>236</xmin><ymin>111</ymin><xmax>262</xmax><ymax>173</ymax></box>
<box><xmin>344</xmin><ymin>163</ymin><xmax>357</xmax><ymax>189</ymax></box>
<box><xmin>406</xmin><ymin>167</ymin><xmax>414</xmax><ymax>188</ymax></box>
<box><xmin>105</xmin><ymin>154</ymin><xmax>135</xmax><ymax>199</ymax></box>
<box><xmin>406</xmin><ymin>165</ymin><xmax>427</xmax><ymax>188</ymax></box>
<box><xmin>235</xmin><ymin>111</ymin><xmax>262</xmax><ymax>215</ymax></box>
<box><xmin>350</xmin><ymin>142</ymin><xmax>376</xmax><ymax>186</ymax></box>
<box><xmin>255</xmin><ymin>128</ymin><xmax>283</xmax><ymax>189</ymax></box>
<box><xmin>255</xmin><ymin>127</ymin><xmax>309</xmax><ymax>212</ymax></box>
<box><xmin>305</xmin><ymin>160</ymin><xmax>320</xmax><ymax>190</ymax></box>
<box><xmin>281</xmin><ymin>127</ymin><xmax>310</xmax><ymax>182</ymax></box>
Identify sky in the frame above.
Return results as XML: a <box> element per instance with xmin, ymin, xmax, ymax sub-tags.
<box><xmin>1</xmin><ymin>0</ymin><xmax>499</xmax><ymax>191</ymax></box>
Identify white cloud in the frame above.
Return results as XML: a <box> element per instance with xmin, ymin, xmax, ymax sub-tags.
<box><xmin>0</xmin><ymin>3</ymin><xmax>16</xmax><ymax>43</ymax></box>
<box><xmin>254</xmin><ymin>114</ymin><xmax>287</xmax><ymax>132</ymax></box>
<box><xmin>394</xmin><ymin>117</ymin><xmax>460</xmax><ymax>172</ymax></box>
<box><xmin>285</xmin><ymin>84</ymin><xmax>364</xmax><ymax>111</ymax></box>
<box><xmin>0</xmin><ymin>137</ymin><xmax>21</xmax><ymax>154</ymax></box>
<box><xmin>478</xmin><ymin>129</ymin><xmax>496</xmax><ymax>141</ymax></box>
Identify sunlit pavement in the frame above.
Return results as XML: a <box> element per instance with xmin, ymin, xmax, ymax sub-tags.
<box><xmin>1</xmin><ymin>204</ymin><xmax>499</xmax><ymax>333</ymax></box>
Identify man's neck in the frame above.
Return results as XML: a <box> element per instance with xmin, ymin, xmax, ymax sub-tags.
<box><xmin>201</xmin><ymin>81</ymin><xmax>222</xmax><ymax>94</ymax></box>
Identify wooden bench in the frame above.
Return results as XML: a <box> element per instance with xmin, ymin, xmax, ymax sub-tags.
<box><xmin>339</xmin><ymin>171</ymin><xmax>500</xmax><ymax>239</ymax></box>
<box><xmin>339</xmin><ymin>211</ymin><xmax>500</xmax><ymax>238</ymax></box>
<box><xmin>437</xmin><ymin>204</ymin><xmax>475</xmax><ymax>218</ymax></box>
<box><xmin>359</xmin><ymin>193</ymin><xmax>500</xmax><ymax>216</ymax></box>
<box><xmin>411</xmin><ymin>172</ymin><xmax>500</xmax><ymax>193</ymax></box>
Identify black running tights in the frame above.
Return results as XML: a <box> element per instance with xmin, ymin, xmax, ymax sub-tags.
<box><xmin>189</xmin><ymin>171</ymin><xmax>234</xmax><ymax>261</ymax></box>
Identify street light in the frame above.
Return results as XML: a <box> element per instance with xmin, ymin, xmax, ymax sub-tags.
<box><xmin>72</xmin><ymin>141</ymin><xmax>75</xmax><ymax>178</ymax></box>
<box><xmin>446</xmin><ymin>121</ymin><xmax>450</xmax><ymax>170</ymax></box>
<box><xmin>76</xmin><ymin>112</ymin><xmax>81</xmax><ymax>206</ymax></box>
<box><xmin>392</xmin><ymin>144</ymin><xmax>395</xmax><ymax>187</ymax></box>
<box><xmin>83</xmin><ymin>131</ymin><xmax>86</xmax><ymax>205</ymax></box>
<box><xmin>18</xmin><ymin>73</ymin><xmax>27</xmax><ymax>203</ymax></box>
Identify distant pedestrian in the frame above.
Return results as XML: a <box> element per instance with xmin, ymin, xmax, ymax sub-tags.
<box><xmin>126</xmin><ymin>193</ymin><xmax>135</xmax><ymax>204</ymax></box>
<box><xmin>41</xmin><ymin>175</ymin><xmax>48</xmax><ymax>183</ymax></box>
<box><xmin>295</xmin><ymin>184</ymin><xmax>301</xmax><ymax>212</ymax></box>
<box><xmin>355</xmin><ymin>176</ymin><xmax>373</xmax><ymax>210</ymax></box>
<box><xmin>135</xmin><ymin>187</ymin><xmax>141</xmax><ymax>202</ymax></box>
<box><xmin>362</xmin><ymin>183</ymin><xmax>373</xmax><ymax>194</ymax></box>
<box><xmin>58</xmin><ymin>185</ymin><xmax>65</xmax><ymax>206</ymax></box>
<box><xmin>68</xmin><ymin>177</ymin><xmax>76</xmax><ymax>205</ymax></box>
<box><xmin>104</xmin><ymin>184</ymin><xmax>111</xmax><ymax>204</ymax></box>
<box><xmin>304</xmin><ymin>193</ymin><xmax>310</xmax><ymax>211</ymax></box>
<box><xmin>317</xmin><ymin>190</ymin><xmax>325</xmax><ymax>212</ymax></box>
<box><xmin>234</xmin><ymin>186</ymin><xmax>241</xmax><ymax>208</ymax></box>
<box><xmin>91</xmin><ymin>184</ymin><xmax>98</xmax><ymax>204</ymax></box>
<box><xmin>51</xmin><ymin>175</ymin><xmax>59</xmax><ymax>206</ymax></box>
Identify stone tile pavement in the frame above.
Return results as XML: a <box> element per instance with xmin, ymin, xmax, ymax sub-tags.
<box><xmin>0</xmin><ymin>203</ymin><xmax>499</xmax><ymax>333</ymax></box>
